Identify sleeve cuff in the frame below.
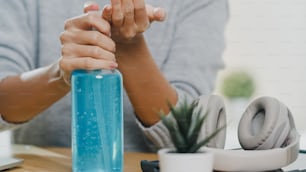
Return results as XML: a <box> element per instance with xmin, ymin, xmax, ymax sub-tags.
<box><xmin>136</xmin><ymin>89</ymin><xmax>195</xmax><ymax>150</ymax></box>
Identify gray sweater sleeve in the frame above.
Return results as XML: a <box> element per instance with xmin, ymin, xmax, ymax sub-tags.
<box><xmin>0</xmin><ymin>0</ymin><xmax>38</xmax><ymax>131</ymax></box>
<box><xmin>138</xmin><ymin>0</ymin><xmax>228</xmax><ymax>149</ymax></box>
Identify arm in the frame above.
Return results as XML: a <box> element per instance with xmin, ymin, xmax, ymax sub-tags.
<box><xmin>0</xmin><ymin>2</ymin><xmax>116</xmax><ymax>124</ymax></box>
<box><xmin>104</xmin><ymin>0</ymin><xmax>177</xmax><ymax>126</ymax></box>
<box><xmin>0</xmin><ymin>63</ymin><xmax>70</xmax><ymax>123</ymax></box>
<box><xmin>116</xmin><ymin>36</ymin><xmax>177</xmax><ymax>126</ymax></box>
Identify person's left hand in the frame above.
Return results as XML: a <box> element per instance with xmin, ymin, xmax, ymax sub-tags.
<box><xmin>101</xmin><ymin>0</ymin><xmax>166</xmax><ymax>44</ymax></box>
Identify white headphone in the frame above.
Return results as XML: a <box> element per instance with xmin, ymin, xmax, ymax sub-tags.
<box><xmin>196</xmin><ymin>95</ymin><xmax>300</xmax><ymax>171</ymax></box>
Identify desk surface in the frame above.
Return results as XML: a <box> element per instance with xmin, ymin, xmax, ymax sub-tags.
<box><xmin>2</xmin><ymin>145</ymin><xmax>306</xmax><ymax>172</ymax></box>
<box><xmin>2</xmin><ymin>145</ymin><xmax>157</xmax><ymax>172</ymax></box>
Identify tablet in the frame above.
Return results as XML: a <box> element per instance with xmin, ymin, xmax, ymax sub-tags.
<box><xmin>0</xmin><ymin>157</ymin><xmax>23</xmax><ymax>170</ymax></box>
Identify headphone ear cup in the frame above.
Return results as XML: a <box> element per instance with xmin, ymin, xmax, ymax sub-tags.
<box><xmin>196</xmin><ymin>95</ymin><xmax>226</xmax><ymax>148</ymax></box>
<box><xmin>238</xmin><ymin>97</ymin><xmax>291</xmax><ymax>150</ymax></box>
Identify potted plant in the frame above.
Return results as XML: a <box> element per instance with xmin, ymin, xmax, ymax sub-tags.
<box><xmin>221</xmin><ymin>70</ymin><xmax>255</xmax><ymax>100</ymax></box>
<box><xmin>157</xmin><ymin>99</ymin><xmax>225</xmax><ymax>172</ymax></box>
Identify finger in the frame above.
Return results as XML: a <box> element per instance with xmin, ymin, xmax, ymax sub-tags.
<box><xmin>146</xmin><ymin>5</ymin><xmax>166</xmax><ymax>22</ymax></box>
<box><xmin>121</xmin><ymin>0</ymin><xmax>136</xmax><ymax>38</ymax></box>
<box><xmin>60</xmin><ymin>30</ymin><xmax>116</xmax><ymax>52</ymax></box>
<box><xmin>111</xmin><ymin>0</ymin><xmax>124</xmax><ymax>26</ymax></box>
<box><xmin>61</xmin><ymin>43</ymin><xmax>116</xmax><ymax>62</ymax></box>
<box><xmin>153</xmin><ymin>7</ymin><xmax>166</xmax><ymax>21</ymax></box>
<box><xmin>102</xmin><ymin>4</ymin><xmax>113</xmax><ymax>22</ymax></box>
<box><xmin>122</xmin><ymin>0</ymin><xmax>135</xmax><ymax>26</ymax></box>
<box><xmin>133</xmin><ymin>0</ymin><xmax>148</xmax><ymax>27</ymax></box>
<box><xmin>84</xmin><ymin>1</ymin><xmax>100</xmax><ymax>13</ymax></box>
<box><xmin>65</xmin><ymin>12</ymin><xmax>111</xmax><ymax>36</ymax></box>
<box><xmin>60</xmin><ymin>57</ymin><xmax>118</xmax><ymax>72</ymax></box>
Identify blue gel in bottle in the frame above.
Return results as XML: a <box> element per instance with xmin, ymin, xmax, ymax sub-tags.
<box><xmin>71</xmin><ymin>69</ymin><xmax>123</xmax><ymax>172</ymax></box>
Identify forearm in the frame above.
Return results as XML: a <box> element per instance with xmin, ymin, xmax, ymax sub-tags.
<box><xmin>0</xmin><ymin>62</ymin><xmax>70</xmax><ymax>123</ymax></box>
<box><xmin>116</xmin><ymin>35</ymin><xmax>177</xmax><ymax>126</ymax></box>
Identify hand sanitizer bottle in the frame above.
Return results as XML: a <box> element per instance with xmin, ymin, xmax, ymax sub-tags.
<box><xmin>71</xmin><ymin>69</ymin><xmax>123</xmax><ymax>172</ymax></box>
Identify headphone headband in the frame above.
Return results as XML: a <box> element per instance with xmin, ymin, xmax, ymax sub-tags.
<box><xmin>203</xmin><ymin>128</ymin><xmax>299</xmax><ymax>171</ymax></box>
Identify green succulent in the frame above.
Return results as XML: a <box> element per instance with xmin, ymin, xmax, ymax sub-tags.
<box><xmin>159</xmin><ymin>99</ymin><xmax>225</xmax><ymax>153</ymax></box>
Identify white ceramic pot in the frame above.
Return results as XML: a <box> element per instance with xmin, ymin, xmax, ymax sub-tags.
<box><xmin>158</xmin><ymin>148</ymin><xmax>214</xmax><ymax>172</ymax></box>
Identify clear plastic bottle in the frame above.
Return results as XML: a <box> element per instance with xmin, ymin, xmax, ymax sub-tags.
<box><xmin>71</xmin><ymin>69</ymin><xmax>123</xmax><ymax>172</ymax></box>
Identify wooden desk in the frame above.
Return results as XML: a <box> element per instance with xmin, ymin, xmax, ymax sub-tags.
<box><xmin>3</xmin><ymin>145</ymin><xmax>306</xmax><ymax>171</ymax></box>
<box><xmin>4</xmin><ymin>145</ymin><xmax>157</xmax><ymax>172</ymax></box>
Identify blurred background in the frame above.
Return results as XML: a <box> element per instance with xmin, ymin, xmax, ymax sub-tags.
<box><xmin>1</xmin><ymin>0</ymin><xmax>306</xmax><ymax>149</ymax></box>
<box><xmin>215</xmin><ymin>0</ymin><xmax>306</xmax><ymax>148</ymax></box>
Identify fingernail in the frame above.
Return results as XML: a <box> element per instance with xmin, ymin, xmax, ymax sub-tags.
<box><xmin>154</xmin><ymin>8</ymin><xmax>166</xmax><ymax>20</ymax></box>
<box><xmin>110</xmin><ymin>62</ymin><xmax>118</xmax><ymax>69</ymax></box>
<box><xmin>106</xmin><ymin>4</ymin><xmax>112</xmax><ymax>12</ymax></box>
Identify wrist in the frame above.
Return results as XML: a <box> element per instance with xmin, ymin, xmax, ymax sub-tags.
<box><xmin>114</xmin><ymin>33</ymin><xmax>145</xmax><ymax>46</ymax></box>
<box><xmin>116</xmin><ymin>34</ymin><xmax>146</xmax><ymax>53</ymax></box>
<box><xmin>49</xmin><ymin>61</ymin><xmax>71</xmax><ymax>91</ymax></box>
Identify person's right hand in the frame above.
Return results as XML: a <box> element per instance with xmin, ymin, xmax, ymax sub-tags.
<box><xmin>100</xmin><ymin>0</ymin><xmax>166</xmax><ymax>44</ymax></box>
<box><xmin>59</xmin><ymin>9</ymin><xmax>117</xmax><ymax>85</ymax></box>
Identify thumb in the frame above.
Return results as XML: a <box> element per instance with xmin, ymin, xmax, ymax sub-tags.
<box><xmin>84</xmin><ymin>1</ymin><xmax>100</xmax><ymax>13</ymax></box>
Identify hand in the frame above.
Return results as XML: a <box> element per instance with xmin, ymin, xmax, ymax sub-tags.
<box><xmin>59</xmin><ymin>5</ymin><xmax>117</xmax><ymax>85</ymax></box>
<box><xmin>101</xmin><ymin>0</ymin><xmax>166</xmax><ymax>44</ymax></box>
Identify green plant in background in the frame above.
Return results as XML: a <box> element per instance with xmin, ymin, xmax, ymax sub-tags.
<box><xmin>158</xmin><ymin>99</ymin><xmax>225</xmax><ymax>153</ymax></box>
<box><xmin>221</xmin><ymin>71</ymin><xmax>255</xmax><ymax>99</ymax></box>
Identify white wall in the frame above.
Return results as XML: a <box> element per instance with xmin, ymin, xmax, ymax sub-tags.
<box><xmin>215</xmin><ymin>0</ymin><xmax>306</xmax><ymax>146</ymax></box>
